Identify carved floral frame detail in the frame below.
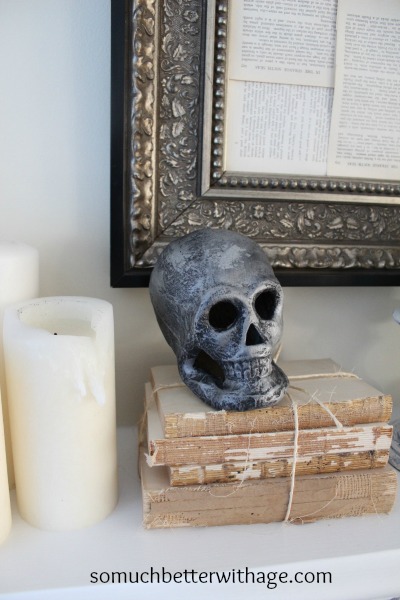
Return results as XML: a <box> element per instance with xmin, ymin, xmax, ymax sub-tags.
<box><xmin>111</xmin><ymin>0</ymin><xmax>400</xmax><ymax>286</ymax></box>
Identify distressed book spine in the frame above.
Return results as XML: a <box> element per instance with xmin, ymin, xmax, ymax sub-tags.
<box><xmin>168</xmin><ymin>449</ymin><xmax>389</xmax><ymax>486</ymax></box>
<box><xmin>147</xmin><ymin>423</ymin><xmax>393</xmax><ymax>467</ymax></box>
<box><xmin>162</xmin><ymin>396</ymin><xmax>392</xmax><ymax>438</ymax></box>
<box><xmin>141</xmin><ymin>457</ymin><xmax>398</xmax><ymax>528</ymax></box>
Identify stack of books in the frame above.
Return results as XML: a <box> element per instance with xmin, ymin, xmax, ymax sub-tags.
<box><xmin>140</xmin><ymin>359</ymin><xmax>397</xmax><ymax>528</ymax></box>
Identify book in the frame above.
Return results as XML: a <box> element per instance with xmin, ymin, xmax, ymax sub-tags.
<box><xmin>226</xmin><ymin>0</ymin><xmax>400</xmax><ymax>181</ymax></box>
<box><xmin>150</xmin><ymin>360</ymin><xmax>392</xmax><ymax>438</ymax></box>
<box><xmin>168</xmin><ymin>449</ymin><xmax>389</xmax><ymax>486</ymax></box>
<box><xmin>140</xmin><ymin>448</ymin><xmax>397</xmax><ymax>528</ymax></box>
<box><xmin>146</xmin><ymin>384</ymin><xmax>393</xmax><ymax>468</ymax></box>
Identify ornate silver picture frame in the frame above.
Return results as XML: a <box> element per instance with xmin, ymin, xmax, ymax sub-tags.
<box><xmin>111</xmin><ymin>0</ymin><xmax>400</xmax><ymax>286</ymax></box>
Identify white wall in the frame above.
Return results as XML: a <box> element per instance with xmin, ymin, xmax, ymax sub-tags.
<box><xmin>0</xmin><ymin>0</ymin><xmax>399</xmax><ymax>425</ymax></box>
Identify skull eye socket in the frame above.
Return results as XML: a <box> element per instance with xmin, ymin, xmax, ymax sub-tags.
<box><xmin>208</xmin><ymin>300</ymin><xmax>238</xmax><ymax>330</ymax></box>
<box><xmin>255</xmin><ymin>289</ymin><xmax>278</xmax><ymax>320</ymax></box>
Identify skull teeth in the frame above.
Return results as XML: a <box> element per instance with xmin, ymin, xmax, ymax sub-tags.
<box><xmin>225</xmin><ymin>358</ymin><xmax>271</xmax><ymax>380</ymax></box>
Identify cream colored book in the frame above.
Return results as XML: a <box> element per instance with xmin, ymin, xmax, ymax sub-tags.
<box><xmin>150</xmin><ymin>360</ymin><xmax>392</xmax><ymax>438</ymax></box>
<box><xmin>145</xmin><ymin>384</ymin><xmax>393</xmax><ymax>468</ymax></box>
<box><xmin>140</xmin><ymin>449</ymin><xmax>397</xmax><ymax>528</ymax></box>
<box><xmin>168</xmin><ymin>449</ymin><xmax>389</xmax><ymax>486</ymax></box>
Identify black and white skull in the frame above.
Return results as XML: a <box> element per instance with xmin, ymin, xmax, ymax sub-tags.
<box><xmin>149</xmin><ymin>228</ymin><xmax>288</xmax><ymax>411</ymax></box>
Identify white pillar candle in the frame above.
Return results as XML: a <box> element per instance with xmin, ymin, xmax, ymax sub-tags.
<box><xmin>0</xmin><ymin>241</ymin><xmax>39</xmax><ymax>489</ymax></box>
<box><xmin>3</xmin><ymin>297</ymin><xmax>118</xmax><ymax>531</ymax></box>
<box><xmin>0</xmin><ymin>392</ymin><xmax>11</xmax><ymax>544</ymax></box>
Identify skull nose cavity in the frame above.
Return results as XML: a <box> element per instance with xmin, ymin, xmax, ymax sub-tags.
<box><xmin>246</xmin><ymin>324</ymin><xmax>265</xmax><ymax>346</ymax></box>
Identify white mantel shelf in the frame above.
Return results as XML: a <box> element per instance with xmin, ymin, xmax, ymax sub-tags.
<box><xmin>1</xmin><ymin>427</ymin><xmax>400</xmax><ymax>600</ymax></box>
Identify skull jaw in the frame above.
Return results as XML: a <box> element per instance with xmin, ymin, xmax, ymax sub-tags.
<box><xmin>180</xmin><ymin>360</ymin><xmax>289</xmax><ymax>411</ymax></box>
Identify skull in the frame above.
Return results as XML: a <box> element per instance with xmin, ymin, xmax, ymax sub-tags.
<box><xmin>149</xmin><ymin>228</ymin><xmax>288</xmax><ymax>411</ymax></box>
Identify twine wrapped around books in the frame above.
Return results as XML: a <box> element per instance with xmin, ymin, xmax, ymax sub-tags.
<box><xmin>140</xmin><ymin>366</ymin><xmax>362</xmax><ymax>524</ymax></box>
<box><xmin>284</xmin><ymin>370</ymin><xmax>360</xmax><ymax>521</ymax></box>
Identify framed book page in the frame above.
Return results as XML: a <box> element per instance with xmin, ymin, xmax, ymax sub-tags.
<box><xmin>111</xmin><ymin>0</ymin><xmax>400</xmax><ymax>287</ymax></box>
